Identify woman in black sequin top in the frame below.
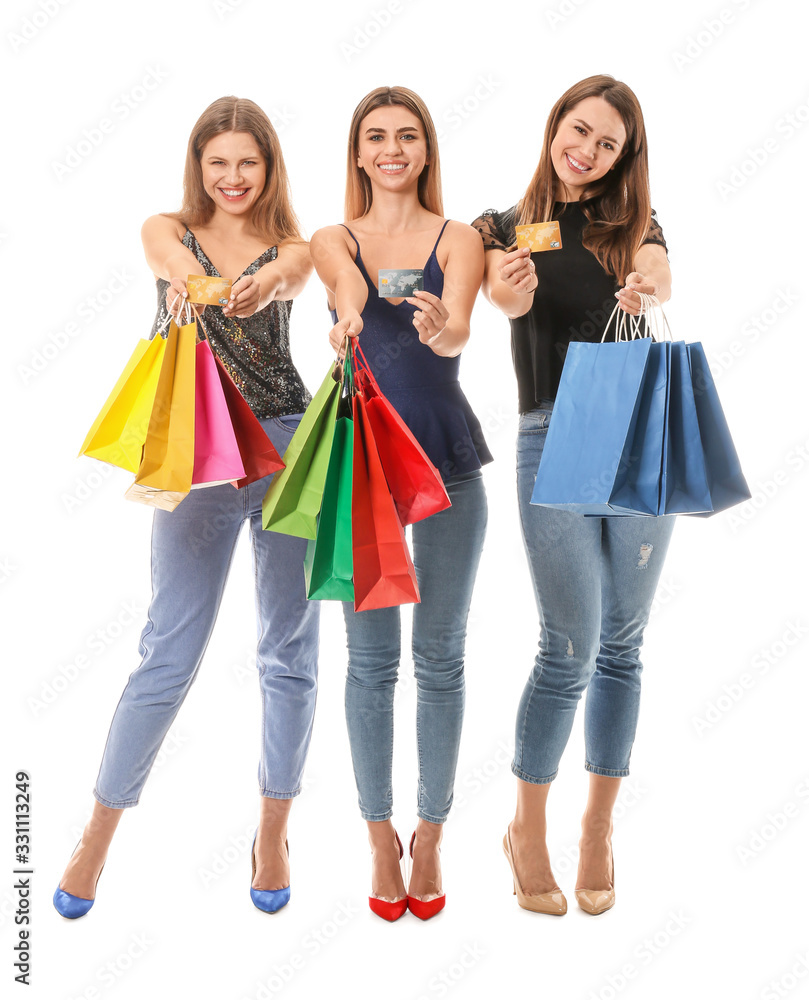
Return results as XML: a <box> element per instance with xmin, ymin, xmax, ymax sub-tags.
<box><xmin>54</xmin><ymin>98</ymin><xmax>319</xmax><ymax>919</ymax></box>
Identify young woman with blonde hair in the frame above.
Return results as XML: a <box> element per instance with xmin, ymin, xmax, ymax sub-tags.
<box><xmin>54</xmin><ymin>96</ymin><xmax>318</xmax><ymax>918</ymax></box>
<box><xmin>311</xmin><ymin>86</ymin><xmax>490</xmax><ymax>921</ymax></box>
<box><xmin>473</xmin><ymin>74</ymin><xmax>674</xmax><ymax>916</ymax></box>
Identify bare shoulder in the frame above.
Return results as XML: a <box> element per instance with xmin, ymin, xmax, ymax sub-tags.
<box><xmin>443</xmin><ymin>219</ymin><xmax>484</xmax><ymax>249</ymax></box>
<box><xmin>310</xmin><ymin>225</ymin><xmax>356</xmax><ymax>264</ymax></box>
<box><xmin>442</xmin><ymin>220</ymin><xmax>484</xmax><ymax>269</ymax></box>
<box><xmin>141</xmin><ymin>213</ymin><xmax>186</xmax><ymax>242</ymax></box>
<box><xmin>311</xmin><ymin>224</ymin><xmax>353</xmax><ymax>247</ymax></box>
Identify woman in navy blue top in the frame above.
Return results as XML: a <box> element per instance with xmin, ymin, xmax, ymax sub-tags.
<box><xmin>311</xmin><ymin>86</ymin><xmax>490</xmax><ymax>921</ymax></box>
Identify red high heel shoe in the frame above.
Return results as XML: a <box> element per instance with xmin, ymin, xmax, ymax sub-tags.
<box><xmin>407</xmin><ymin>831</ymin><xmax>445</xmax><ymax>920</ymax></box>
<box><xmin>368</xmin><ymin>830</ymin><xmax>408</xmax><ymax>922</ymax></box>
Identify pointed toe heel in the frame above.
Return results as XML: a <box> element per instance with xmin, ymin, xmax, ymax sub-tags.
<box><xmin>250</xmin><ymin>834</ymin><xmax>291</xmax><ymax>914</ymax></box>
<box><xmin>502</xmin><ymin>829</ymin><xmax>567</xmax><ymax>916</ymax></box>
<box><xmin>406</xmin><ymin>831</ymin><xmax>445</xmax><ymax>921</ymax></box>
<box><xmin>368</xmin><ymin>830</ymin><xmax>407</xmax><ymax>922</ymax></box>
<box><xmin>52</xmin><ymin>886</ymin><xmax>96</xmax><ymax>919</ymax></box>
<box><xmin>53</xmin><ymin>842</ymin><xmax>104</xmax><ymax>920</ymax></box>
<box><xmin>575</xmin><ymin>851</ymin><xmax>615</xmax><ymax>915</ymax></box>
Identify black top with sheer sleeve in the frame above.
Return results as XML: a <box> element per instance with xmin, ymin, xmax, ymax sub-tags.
<box><xmin>150</xmin><ymin>229</ymin><xmax>311</xmax><ymax>419</ymax></box>
<box><xmin>471</xmin><ymin>203</ymin><xmax>668</xmax><ymax>412</ymax></box>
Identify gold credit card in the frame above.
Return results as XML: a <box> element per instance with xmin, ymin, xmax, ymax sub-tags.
<box><xmin>186</xmin><ymin>275</ymin><xmax>232</xmax><ymax>305</ymax></box>
<box><xmin>514</xmin><ymin>222</ymin><xmax>562</xmax><ymax>252</ymax></box>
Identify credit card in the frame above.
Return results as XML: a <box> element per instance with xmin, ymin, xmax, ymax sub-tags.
<box><xmin>186</xmin><ymin>275</ymin><xmax>232</xmax><ymax>305</ymax></box>
<box><xmin>514</xmin><ymin>222</ymin><xmax>562</xmax><ymax>252</ymax></box>
<box><xmin>378</xmin><ymin>269</ymin><xmax>424</xmax><ymax>298</ymax></box>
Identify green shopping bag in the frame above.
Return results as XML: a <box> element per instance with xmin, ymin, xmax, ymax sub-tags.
<box><xmin>262</xmin><ymin>361</ymin><xmax>341</xmax><ymax>539</ymax></box>
<box><xmin>303</xmin><ymin>405</ymin><xmax>354</xmax><ymax>600</ymax></box>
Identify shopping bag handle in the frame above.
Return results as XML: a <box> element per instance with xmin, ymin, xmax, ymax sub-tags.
<box><xmin>186</xmin><ymin>300</ymin><xmax>211</xmax><ymax>344</ymax></box>
<box><xmin>601</xmin><ymin>293</ymin><xmax>672</xmax><ymax>343</ymax></box>
<box><xmin>632</xmin><ymin>292</ymin><xmax>673</xmax><ymax>343</ymax></box>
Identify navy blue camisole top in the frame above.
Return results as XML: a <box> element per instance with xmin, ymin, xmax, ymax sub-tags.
<box><xmin>331</xmin><ymin>222</ymin><xmax>492</xmax><ymax>482</ymax></box>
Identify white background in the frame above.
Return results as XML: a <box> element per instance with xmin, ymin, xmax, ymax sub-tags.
<box><xmin>3</xmin><ymin>0</ymin><xmax>806</xmax><ymax>998</ymax></box>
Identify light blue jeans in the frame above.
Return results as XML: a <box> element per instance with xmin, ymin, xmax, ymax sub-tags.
<box><xmin>342</xmin><ymin>471</ymin><xmax>488</xmax><ymax>824</ymax></box>
<box><xmin>93</xmin><ymin>415</ymin><xmax>320</xmax><ymax>807</ymax></box>
<box><xmin>514</xmin><ymin>403</ymin><xmax>675</xmax><ymax>783</ymax></box>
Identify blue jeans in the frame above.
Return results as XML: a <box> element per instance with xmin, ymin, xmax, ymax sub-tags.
<box><xmin>343</xmin><ymin>471</ymin><xmax>487</xmax><ymax>824</ymax></box>
<box><xmin>93</xmin><ymin>415</ymin><xmax>320</xmax><ymax>807</ymax></box>
<box><xmin>514</xmin><ymin>403</ymin><xmax>675</xmax><ymax>783</ymax></box>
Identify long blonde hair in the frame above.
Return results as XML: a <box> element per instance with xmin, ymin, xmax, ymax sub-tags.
<box><xmin>518</xmin><ymin>75</ymin><xmax>652</xmax><ymax>283</ymax></box>
<box><xmin>345</xmin><ymin>86</ymin><xmax>443</xmax><ymax>220</ymax></box>
<box><xmin>166</xmin><ymin>96</ymin><xmax>303</xmax><ymax>244</ymax></box>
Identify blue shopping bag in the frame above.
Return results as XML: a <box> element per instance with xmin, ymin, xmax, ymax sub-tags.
<box><xmin>684</xmin><ymin>343</ymin><xmax>751</xmax><ymax>516</ymax></box>
<box><xmin>531</xmin><ymin>338</ymin><xmax>655</xmax><ymax>514</ymax></box>
<box><xmin>608</xmin><ymin>340</ymin><xmax>670</xmax><ymax>515</ymax></box>
<box><xmin>660</xmin><ymin>341</ymin><xmax>713</xmax><ymax>514</ymax></box>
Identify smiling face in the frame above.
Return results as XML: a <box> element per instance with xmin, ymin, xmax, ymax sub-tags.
<box><xmin>549</xmin><ymin>95</ymin><xmax>627</xmax><ymax>200</ymax></box>
<box><xmin>356</xmin><ymin>104</ymin><xmax>429</xmax><ymax>192</ymax></box>
<box><xmin>200</xmin><ymin>130</ymin><xmax>267</xmax><ymax>215</ymax></box>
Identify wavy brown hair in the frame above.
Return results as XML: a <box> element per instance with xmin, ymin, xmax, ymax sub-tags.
<box><xmin>345</xmin><ymin>86</ymin><xmax>443</xmax><ymax>220</ymax></box>
<box><xmin>165</xmin><ymin>96</ymin><xmax>303</xmax><ymax>244</ymax></box>
<box><xmin>517</xmin><ymin>75</ymin><xmax>651</xmax><ymax>283</ymax></box>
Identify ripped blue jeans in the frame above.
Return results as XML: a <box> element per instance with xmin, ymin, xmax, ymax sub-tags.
<box><xmin>514</xmin><ymin>403</ymin><xmax>675</xmax><ymax>784</ymax></box>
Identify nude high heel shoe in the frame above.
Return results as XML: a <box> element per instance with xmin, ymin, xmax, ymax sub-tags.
<box><xmin>575</xmin><ymin>847</ymin><xmax>615</xmax><ymax>915</ymax></box>
<box><xmin>502</xmin><ymin>826</ymin><xmax>567</xmax><ymax>916</ymax></box>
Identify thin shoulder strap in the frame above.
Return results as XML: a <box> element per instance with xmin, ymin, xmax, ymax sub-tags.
<box><xmin>431</xmin><ymin>219</ymin><xmax>451</xmax><ymax>254</ymax></box>
<box><xmin>339</xmin><ymin>223</ymin><xmax>361</xmax><ymax>257</ymax></box>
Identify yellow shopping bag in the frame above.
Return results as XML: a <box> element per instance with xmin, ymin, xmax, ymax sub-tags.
<box><xmin>78</xmin><ymin>333</ymin><xmax>167</xmax><ymax>473</ymax></box>
<box><xmin>135</xmin><ymin>318</ymin><xmax>196</xmax><ymax>492</ymax></box>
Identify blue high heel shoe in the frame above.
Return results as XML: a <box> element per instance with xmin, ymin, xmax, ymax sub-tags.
<box><xmin>250</xmin><ymin>833</ymin><xmax>290</xmax><ymax>914</ymax></box>
<box><xmin>53</xmin><ymin>843</ymin><xmax>104</xmax><ymax>919</ymax></box>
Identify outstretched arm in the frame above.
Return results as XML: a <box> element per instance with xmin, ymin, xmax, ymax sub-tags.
<box><xmin>310</xmin><ymin>226</ymin><xmax>369</xmax><ymax>352</ymax></box>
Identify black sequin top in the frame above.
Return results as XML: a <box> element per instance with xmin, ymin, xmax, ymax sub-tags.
<box><xmin>150</xmin><ymin>229</ymin><xmax>311</xmax><ymax>418</ymax></box>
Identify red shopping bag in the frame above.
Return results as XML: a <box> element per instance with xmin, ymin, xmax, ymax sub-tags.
<box><xmin>211</xmin><ymin>353</ymin><xmax>285</xmax><ymax>488</ymax></box>
<box><xmin>351</xmin><ymin>340</ymin><xmax>450</xmax><ymax>526</ymax></box>
<box><xmin>351</xmin><ymin>387</ymin><xmax>420</xmax><ymax>612</ymax></box>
